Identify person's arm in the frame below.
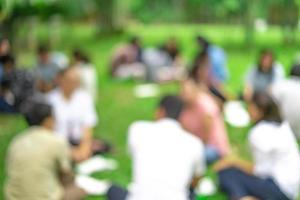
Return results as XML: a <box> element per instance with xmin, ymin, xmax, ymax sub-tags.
<box><xmin>72</xmin><ymin>127</ymin><xmax>93</xmax><ymax>162</ymax></box>
<box><xmin>190</xmin><ymin>141</ymin><xmax>206</xmax><ymax>189</ymax></box>
<box><xmin>57</xmin><ymin>139</ymin><xmax>74</xmax><ymax>186</ymax></box>
<box><xmin>202</xmin><ymin>114</ymin><xmax>213</xmax><ymax>144</ymax></box>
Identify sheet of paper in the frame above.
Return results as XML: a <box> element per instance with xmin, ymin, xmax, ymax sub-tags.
<box><xmin>196</xmin><ymin>177</ymin><xmax>217</xmax><ymax>196</ymax></box>
<box><xmin>76</xmin><ymin>156</ymin><xmax>118</xmax><ymax>175</ymax></box>
<box><xmin>75</xmin><ymin>175</ymin><xmax>110</xmax><ymax>195</ymax></box>
<box><xmin>224</xmin><ymin>101</ymin><xmax>250</xmax><ymax>128</ymax></box>
<box><xmin>134</xmin><ymin>84</ymin><xmax>159</xmax><ymax>98</ymax></box>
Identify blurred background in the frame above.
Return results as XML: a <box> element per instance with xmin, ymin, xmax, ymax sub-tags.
<box><xmin>1</xmin><ymin>0</ymin><xmax>300</xmax><ymax>199</ymax></box>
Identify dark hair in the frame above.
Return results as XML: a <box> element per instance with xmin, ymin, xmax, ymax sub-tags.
<box><xmin>159</xmin><ymin>95</ymin><xmax>185</xmax><ymax>119</ymax></box>
<box><xmin>252</xmin><ymin>91</ymin><xmax>282</xmax><ymax>123</ymax></box>
<box><xmin>190</xmin><ymin>51</ymin><xmax>209</xmax><ymax>82</ymax></box>
<box><xmin>196</xmin><ymin>36</ymin><xmax>210</xmax><ymax>50</ymax></box>
<box><xmin>130</xmin><ymin>36</ymin><xmax>140</xmax><ymax>45</ymax></box>
<box><xmin>73</xmin><ymin>49</ymin><xmax>90</xmax><ymax>63</ymax></box>
<box><xmin>258</xmin><ymin>49</ymin><xmax>274</xmax><ymax>71</ymax></box>
<box><xmin>1</xmin><ymin>54</ymin><xmax>15</xmax><ymax>66</ymax></box>
<box><xmin>290</xmin><ymin>64</ymin><xmax>300</xmax><ymax>77</ymax></box>
<box><xmin>21</xmin><ymin>101</ymin><xmax>52</xmax><ymax>126</ymax></box>
<box><xmin>37</xmin><ymin>45</ymin><xmax>49</xmax><ymax>54</ymax></box>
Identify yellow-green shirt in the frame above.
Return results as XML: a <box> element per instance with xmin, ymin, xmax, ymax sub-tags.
<box><xmin>5</xmin><ymin>127</ymin><xmax>72</xmax><ymax>200</ymax></box>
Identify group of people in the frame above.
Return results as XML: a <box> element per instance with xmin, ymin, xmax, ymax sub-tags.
<box><xmin>3</xmin><ymin>34</ymin><xmax>300</xmax><ymax>200</ymax></box>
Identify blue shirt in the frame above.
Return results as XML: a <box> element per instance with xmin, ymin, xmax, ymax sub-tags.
<box><xmin>208</xmin><ymin>45</ymin><xmax>229</xmax><ymax>83</ymax></box>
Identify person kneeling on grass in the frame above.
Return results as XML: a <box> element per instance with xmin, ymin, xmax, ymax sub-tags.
<box><xmin>107</xmin><ymin>95</ymin><xmax>206</xmax><ymax>200</ymax></box>
<box><xmin>5</xmin><ymin>101</ymin><xmax>86</xmax><ymax>200</ymax></box>
<box><xmin>214</xmin><ymin>92</ymin><xmax>300</xmax><ymax>200</ymax></box>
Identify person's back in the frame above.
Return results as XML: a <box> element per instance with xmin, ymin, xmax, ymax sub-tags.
<box><xmin>249</xmin><ymin>121</ymin><xmax>300</xmax><ymax>199</ymax></box>
<box><xmin>271</xmin><ymin>65</ymin><xmax>300</xmax><ymax>138</ymax></box>
<box><xmin>4</xmin><ymin>101</ymin><xmax>78</xmax><ymax>200</ymax></box>
<box><xmin>128</xmin><ymin>118</ymin><xmax>204</xmax><ymax>200</ymax></box>
<box><xmin>6</xmin><ymin>127</ymin><xmax>70</xmax><ymax>200</ymax></box>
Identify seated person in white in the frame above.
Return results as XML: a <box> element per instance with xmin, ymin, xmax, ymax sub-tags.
<box><xmin>47</xmin><ymin>67</ymin><xmax>108</xmax><ymax>162</ymax></box>
<box><xmin>107</xmin><ymin>95</ymin><xmax>206</xmax><ymax>200</ymax></box>
<box><xmin>215</xmin><ymin>92</ymin><xmax>300</xmax><ymax>200</ymax></box>
<box><xmin>72</xmin><ymin>49</ymin><xmax>98</xmax><ymax>101</ymax></box>
<box><xmin>270</xmin><ymin>64</ymin><xmax>300</xmax><ymax>139</ymax></box>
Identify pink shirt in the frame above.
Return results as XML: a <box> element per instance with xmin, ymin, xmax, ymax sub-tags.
<box><xmin>180</xmin><ymin>92</ymin><xmax>230</xmax><ymax>156</ymax></box>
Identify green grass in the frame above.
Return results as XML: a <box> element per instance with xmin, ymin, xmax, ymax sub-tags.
<box><xmin>1</xmin><ymin>23</ymin><xmax>300</xmax><ymax>200</ymax></box>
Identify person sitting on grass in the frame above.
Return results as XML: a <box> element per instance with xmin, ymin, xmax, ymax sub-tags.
<box><xmin>243</xmin><ymin>49</ymin><xmax>284</xmax><ymax>101</ymax></box>
<box><xmin>47</xmin><ymin>67</ymin><xmax>109</xmax><ymax>163</ymax></box>
<box><xmin>214</xmin><ymin>92</ymin><xmax>300</xmax><ymax>200</ymax></box>
<box><xmin>107</xmin><ymin>95</ymin><xmax>206</xmax><ymax>200</ymax></box>
<box><xmin>111</xmin><ymin>37</ymin><xmax>145</xmax><ymax>79</ymax></box>
<box><xmin>34</xmin><ymin>45</ymin><xmax>60</xmax><ymax>93</ymax></box>
<box><xmin>270</xmin><ymin>64</ymin><xmax>300</xmax><ymax>139</ymax></box>
<box><xmin>5</xmin><ymin>101</ymin><xmax>86</xmax><ymax>200</ymax></box>
<box><xmin>180</xmin><ymin>52</ymin><xmax>231</xmax><ymax>164</ymax></box>
<box><xmin>0</xmin><ymin>55</ymin><xmax>35</xmax><ymax>113</ymax></box>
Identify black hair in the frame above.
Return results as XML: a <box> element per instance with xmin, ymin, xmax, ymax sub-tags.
<box><xmin>290</xmin><ymin>64</ymin><xmax>300</xmax><ymax>77</ymax></box>
<box><xmin>1</xmin><ymin>54</ymin><xmax>15</xmax><ymax>65</ymax></box>
<box><xmin>252</xmin><ymin>91</ymin><xmax>282</xmax><ymax>124</ymax></box>
<box><xmin>130</xmin><ymin>36</ymin><xmax>140</xmax><ymax>44</ymax></box>
<box><xmin>196</xmin><ymin>36</ymin><xmax>210</xmax><ymax>50</ymax></box>
<box><xmin>21</xmin><ymin>101</ymin><xmax>52</xmax><ymax>126</ymax></box>
<box><xmin>190</xmin><ymin>51</ymin><xmax>209</xmax><ymax>82</ymax></box>
<box><xmin>257</xmin><ymin>49</ymin><xmax>274</xmax><ymax>72</ymax></box>
<box><xmin>159</xmin><ymin>95</ymin><xmax>185</xmax><ymax>119</ymax></box>
<box><xmin>37</xmin><ymin>44</ymin><xmax>49</xmax><ymax>54</ymax></box>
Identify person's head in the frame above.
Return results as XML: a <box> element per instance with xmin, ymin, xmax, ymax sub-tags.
<box><xmin>196</xmin><ymin>36</ymin><xmax>210</xmax><ymax>51</ymax></box>
<box><xmin>21</xmin><ymin>101</ymin><xmax>54</xmax><ymax>129</ymax></box>
<box><xmin>258</xmin><ymin>49</ymin><xmax>274</xmax><ymax>72</ymax></box>
<box><xmin>290</xmin><ymin>64</ymin><xmax>300</xmax><ymax>77</ymax></box>
<box><xmin>0</xmin><ymin>38</ymin><xmax>10</xmax><ymax>55</ymax></box>
<box><xmin>2</xmin><ymin>54</ymin><xmax>15</xmax><ymax>73</ymax></box>
<box><xmin>190</xmin><ymin>51</ymin><xmax>210</xmax><ymax>83</ymax></box>
<box><xmin>37</xmin><ymin>45</ymin><xmax>50</xmax><ymax>64</ymax></box>
<box><xmin>58</xmin><ymin>67</ymin><xmax>81</xmax><ymax>97</ymax></box>
<box><xmin>130</xmin><ymin>36</ymin><xmax>141</xmax><ymax>48</ymax></box>
<box><xmin>73</xmin><ymin>49</ymin><xmax>90</xmax><ymax>63</ymax></box>
<box><xmin>155</xmin><ymin>95</ymin><xmax>185</xmax><ymax>120</ymax></box>
<box><xmin>248</xmin><ymin>91</ymin><xmax>282</xmax><ymax>124</ymax></box>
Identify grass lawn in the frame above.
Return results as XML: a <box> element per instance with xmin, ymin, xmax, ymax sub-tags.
<box><xmin>1</xmin><ymin>23</ymin><xmax>300</xmax><ymax>200</ymax></box>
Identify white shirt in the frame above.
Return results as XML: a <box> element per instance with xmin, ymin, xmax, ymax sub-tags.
<box><xmin>271</xmin><ymin>77</ymin><xmax>300</xmax><ymax>138</ymax></box>
<box><xmin>47</xmin><ymin>89</ymin><xmax>98</xmax><ymax>142</ymax></box>
<box><xmin>127</xmin><ymin>119</ymin><xmax>205</xmax><ymax>200</ymax></box>
<box><xmin>249</xmin><ymin>121</ymin><xmax>300</xmax><ymax>199</ymax></box>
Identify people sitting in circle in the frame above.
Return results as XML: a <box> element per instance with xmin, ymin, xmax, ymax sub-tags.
<box><xmin>107</xmin><ymin>95</ymin><xmax>206</xmax><ymax>200</ymax></box>
<box><xmin>244</xmin><ymin>49</ymin><xmax>285</xmax><ymax>101</ymax></box>
<box><xmin>215</xmin><ymin>92</ymin><xmax>300</xmax><ymax>200</ymax></box>
<box><xmin>180</xmin><ymin>52</ymin><xmax>231</xmax><ymax>164</ymax></box>
<box><xmin>47</xmin><ymin>67</ymin><xmax>109</xmax><ymax>162</ymax></box>
<box><xmin>5</xmin><ymin>101</ymin><xmax>87</xmax><ymax>200</ymax></box>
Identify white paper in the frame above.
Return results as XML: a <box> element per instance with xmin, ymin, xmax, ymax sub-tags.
<box><xmin>196</xmin><ymin>177</ymin><xmax>217</xmax><ymax>196</ymax></box>
<box><xmin>75</xmin><ymin>175</ymin><xmax>110</xmax><ymax>195</ymax></box>
<box><xmin>76</xmin><ymin>156</ymin><xmax>118</xmax><ymax>175</ymax></box>
<box><xmin>224</xmin><ymin>101</ymin><xmax>250</xmax><ymax>128</ymax></box>
<box><xmin>134</xmin><ymin>84</ymin><xmax>159</xmax><ymax>98</ymax></box>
